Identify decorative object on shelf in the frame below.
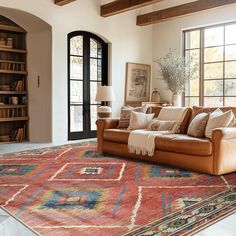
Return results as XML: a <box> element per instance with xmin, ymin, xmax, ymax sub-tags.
<box><xmin>125</xmin><ymin>62</ymin><xmax>151</xmax><ymax>103</ymax></box>
<box><xmin>151</xmin><ymin>88</ymin><xmax>160</xmax><ymax>102</ymax></box>
<box><xmin>95</xmin><ymin>85</ymin><xmax>115</xmax><ymax>118</ymax></box>
<box><xmin>11</xmin><ymin>96</ymin><xmax>18</xmax><ymax>105</ymax></box>
<box><xmin>154</xmin><ymin>49</ymin><xmax>197</xmax><ymax>107</ymax></box>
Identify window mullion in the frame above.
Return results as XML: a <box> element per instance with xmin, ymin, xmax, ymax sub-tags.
<box><xmin>200</xmin><ymin>29</ymin><xmax>204</xmax><ymax>106</ymax></box>
<box><xmin>223</xmin><ymin>26</ymin><xmax>226</xmax><ymax>106</ymax></box>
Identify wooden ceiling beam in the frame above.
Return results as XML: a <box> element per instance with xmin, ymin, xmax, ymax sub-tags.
<box><xmin>55</xmin><ymin>0</ymin><xmax>76</xmax><ymax>6</ymax></box>
<box><xmin>101</xmin><ymin>0</ymin><xmax>162</xmax><ymax>17</ymax></box>
<box><xmin>137</xmin><ymin>0</ymin><xmax>236</xmax><ymax>26</ymax></box>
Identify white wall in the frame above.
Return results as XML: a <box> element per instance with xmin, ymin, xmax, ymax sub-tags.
<box><xmin>0</xmin><ymin>0</ymin><xmax>153</xmax><ymax>144</ymax></box>
<box><xmin>27</xmin><ymin>29</ymin><xmax>52</xmax><ymax>142</ymax></box>
<box><xmin>151</xmin><ymin>2</ymin><xmax>236</xmax><ymax>103</ymax></box>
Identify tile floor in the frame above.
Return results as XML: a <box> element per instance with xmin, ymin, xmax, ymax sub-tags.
<box><xmin>0</xmin><ymin>207</ymin><xmax>37</xmax><ymax>236</ymax></box>
<box><xmin>0</xmin><ymin>141</ymin><xmax>236</xmax><ymax>236</ymax></box>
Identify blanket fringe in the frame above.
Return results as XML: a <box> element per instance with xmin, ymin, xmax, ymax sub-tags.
<box><xmin>128</xmin><ymin>145</ymin><xmax>155</xmax><ymax>157</ymax></box>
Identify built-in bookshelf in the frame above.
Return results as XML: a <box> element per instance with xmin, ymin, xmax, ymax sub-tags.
<box><xmin>0</xmin><ymin>16</ymin><xmax>28</xmax><ymax>143</ymax></box>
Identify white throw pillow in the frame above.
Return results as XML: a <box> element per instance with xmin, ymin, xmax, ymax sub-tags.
<box><xmin>205</xmin><ymin>109</ymin><xmax>235</xmax><ymax>138</ymax></box>
<box><xmin>147</xmin><ymin>119</ymin><xmax>179</xmax><ymax>132</ymax></box>
<box><xmin>128</xmin><ymin>111</ymin><xmax>155</xmax><ymax>130</ymax></box>
<box><xmin>157</xmin><ymin>107</ymin><xmax>188</xmax><ymax>122</ymax></box>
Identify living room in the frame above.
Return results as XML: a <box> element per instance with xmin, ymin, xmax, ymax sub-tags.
<box><xmin>0</xmin><ymin>0</ymin><xmax>236</xmax><ymax>235</ymax></box>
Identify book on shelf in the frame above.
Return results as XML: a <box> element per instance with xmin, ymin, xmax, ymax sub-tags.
<box><xmin>0</xmin><ymin>107</ymin><xmax>27</xmax><ymax>118</ymax></box>
<box><xmin>10</xmin><ymin>127</ymin><xmax>25</xmax><ymax>141</ymax></box>
<box><xmin>15</xmin><ymin>80</ymin><xmax>23</xmax><ymax>91</ymax></box>
<box><xmin>9</xmin><ymin>78</ymin><xmax>25</xmax><ymax>92</ymax></box>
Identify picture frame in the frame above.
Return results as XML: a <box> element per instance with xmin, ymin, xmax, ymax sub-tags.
<box><xmin>125</xmin><ymin>62</ymin><xmax>151</xmax><ymax>103</ymax></box>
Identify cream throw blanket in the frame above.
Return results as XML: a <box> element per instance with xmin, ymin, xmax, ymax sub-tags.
<box><xmin>128</xmin><ymin>107</ymin><xmax>189</xmax><ymax>157</ymax></box>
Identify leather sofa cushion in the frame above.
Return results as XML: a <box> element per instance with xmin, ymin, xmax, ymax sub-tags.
<box><xmin>103</xmin><ymin>129</ymin><xmax>212</xmax><ymax>156</ymax></box>
<box><xmin>155</xmin><ymin>134</ymin><xmax>212</xmax><ymax>156</ymax></box>
<box><xmin>104</xmin><ymin>129</ymin><xmax>130</xmax><ymax>143</ymax></box>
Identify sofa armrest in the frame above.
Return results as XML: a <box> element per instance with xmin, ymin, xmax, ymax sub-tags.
<box><xmin>96</xmin><ymin>118</ymin><xmax>120</xmax><ymax>153</ymax></box>
<box><xmin>96</xmin><ymin>118</ymin><xmax>120</xmax><ymax>130</ymax></box>
<box><xmin>211</xmin><ymin>127</ymin><xmax>236</xmax><ymax>174</ymax></box>
<box><xmin>212</xmin><ymin>127</ymin><xmax>236</xmax><ymax>140</ymax></box>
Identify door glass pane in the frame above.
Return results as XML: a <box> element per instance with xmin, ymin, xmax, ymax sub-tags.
<box><xmin>90</xmin><ymin>39</ymin><xmax>102</xmax><ymax>58</ymax></box>
<box><xmin>225</xmin><ymin>97</ymin><xmax>236</xmax><ymax>106</ymax></box>
<box><xmin>90</xmin><ymin>58</ymin><xmax>98</xmax><ymax>81</ymax></box>
<box><xmin>70</xmin><ymin>56</ymin><xmax>83</xmax><ymax>80</ymax></box>
<box><xmin>70</xmin><ymin>105</ymin><xmax>83</xmax><ymax>132</ymax></box>
<box><xmin>90</xmin><ymin>59</ymin><xmax>102</xmax><ymax>81</ymax></box>
<box><xmin>204</xmin><ymin>97</ymin><xmax>223</xmax><ymax>107</ymax></box>
<box><xmin>204</xmin><ymin>80</ymin><xmax>223</xmax><ymax>96</ymax></box>
<box><xmin>225</xmin><ymin>61</ymin><xmax>236</xmax><ymax>78</ymax></box>
<box><xmin>204</xmin><ymin>26</ymin><xmax>224</xmax><ymax>47</ymax></box>
<box><xmin>90</xmin><ymin>39</ymin><xmax>98</xmax><ymax>58</ymax></box>
<box><xmin>225</xmin><ymin>45</ymin><xmax>236</xmax><ymax>61</ymax></box>
<box><xmin>225</xmin><ymin>24</ymin><xmax>236</xmax><ymax>45</ymax></box>
<box><xmin>70</xmin><ymin>81</ymin><xmax>83</xmax><ymax>104</ymax></box>
<box><xmin>90</xmin><ymin>105</ymin><xmax>98</xmax><ymax>131</ymax></box>
<box><xmin>185</xmin><ymin>30</ymin><xmax>200</xmax><ymax>49</ymax></box>
<box><xmin>225</xmin><ymin>80</ymin><xmax>236</xmax><ymax>96</ymax></box>
<box><xmin>90</xmin><ymin>81</ymin><xmax>101</xmax><ymax>104</ymax></box>
<box><xmin>204</xmin><ymin>63</ymin><xmax>223</xmax><ymax>79</ymax></box>
<box><xmin>98</xmin><ymin>59</ymin><xmax>102</xmax><ymax>80</ymax></box>
<box><xmin>70</xmin><ymin>36</ymin><xmax>83</xmax><ymax>56</ymax></box>
<box><xmin>204</xmin><ymin>47</ymin><xmax>223</xmax><ymax>63</ymax></box>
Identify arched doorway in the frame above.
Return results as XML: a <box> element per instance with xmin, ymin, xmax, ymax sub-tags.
<box><xmin>68</xmin><ymin>31</ymin><xmax>108</xmax><ymax>140</ymax></box>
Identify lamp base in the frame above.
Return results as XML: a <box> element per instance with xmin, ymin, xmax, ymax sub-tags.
<box><xmin>97</xmin><ymin>106</ymin><xmax>112</xmax><ymax>118</ymax></box>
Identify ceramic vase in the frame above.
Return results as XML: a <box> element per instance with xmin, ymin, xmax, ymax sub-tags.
<box><xmin>151</xmin><ymin>88</ymin><xmax>161</xmax><ymax>102</ymax></box>
<box><xmin>172</xmin><ymin>94</ymin><xmax>182</xmax><ymax>107</ymax></box>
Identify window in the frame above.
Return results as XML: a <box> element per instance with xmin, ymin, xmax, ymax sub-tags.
<box><xmin>68</xmin><ymin>31</ymin><xmax>108</xmax><ymax>140</ymax></box>
<box><xmin>184</xmin><ymin>22</ymin><xmax>236</xmax><ymax>107</ymax></box>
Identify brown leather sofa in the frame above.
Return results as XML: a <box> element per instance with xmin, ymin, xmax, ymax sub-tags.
<box><xmin>96</xmin><ymin>106</ymin><xmax>236</xmax><ymax>175</ymax></box>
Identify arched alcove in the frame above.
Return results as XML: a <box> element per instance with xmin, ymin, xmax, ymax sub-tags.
<box><xmin>0</xmin><ymin>7</ymin><xmax>52</xmax><ymax>142</ymax></box>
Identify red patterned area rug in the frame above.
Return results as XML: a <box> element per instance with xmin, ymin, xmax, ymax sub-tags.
<box><xmin>0</xmin><ymin>142</ymin><xmax>236</xmax><ymax>236</ymax></box>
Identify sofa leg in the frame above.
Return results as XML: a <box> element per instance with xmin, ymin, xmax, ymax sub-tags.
<box><xmin>96</xmin><ymin>143</ymin><xmax>103</xmax><ymax>154</ymax></box>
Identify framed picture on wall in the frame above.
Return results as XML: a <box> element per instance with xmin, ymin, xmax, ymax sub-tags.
<box><xmin>125</xmin><ymin>62</ymin><xmax>151</xmax><ymax>103</ymax></box>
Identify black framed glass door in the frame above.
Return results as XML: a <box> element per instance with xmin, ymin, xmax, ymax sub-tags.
<box><xmin>68</xmin><ymin>31</ymin><xmax>108</xmax><ymax>140</ymax></box>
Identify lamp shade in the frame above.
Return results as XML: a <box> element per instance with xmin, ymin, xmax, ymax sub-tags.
<box><xmin>95</xmin><ymin>86</ymin><xmax>116</xmax><ymax>102</ymax></box>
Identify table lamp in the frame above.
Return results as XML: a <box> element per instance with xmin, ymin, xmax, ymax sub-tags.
<box><xmin>95</xmin><ymin>85</ymin><xmax>115</xmax><ymax>118</ymax></box>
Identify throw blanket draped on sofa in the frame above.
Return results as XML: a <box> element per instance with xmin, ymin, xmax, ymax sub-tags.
<box><xmin>128</xmin><ymin>107</ymin><xmax>189</xmax><ymax>156</ymax></box>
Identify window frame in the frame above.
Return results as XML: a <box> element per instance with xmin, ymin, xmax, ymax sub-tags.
<box><xmin>183</xmin><ymin>21</ymin><xmax>236</xmax><ymax>107</ymax></box>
